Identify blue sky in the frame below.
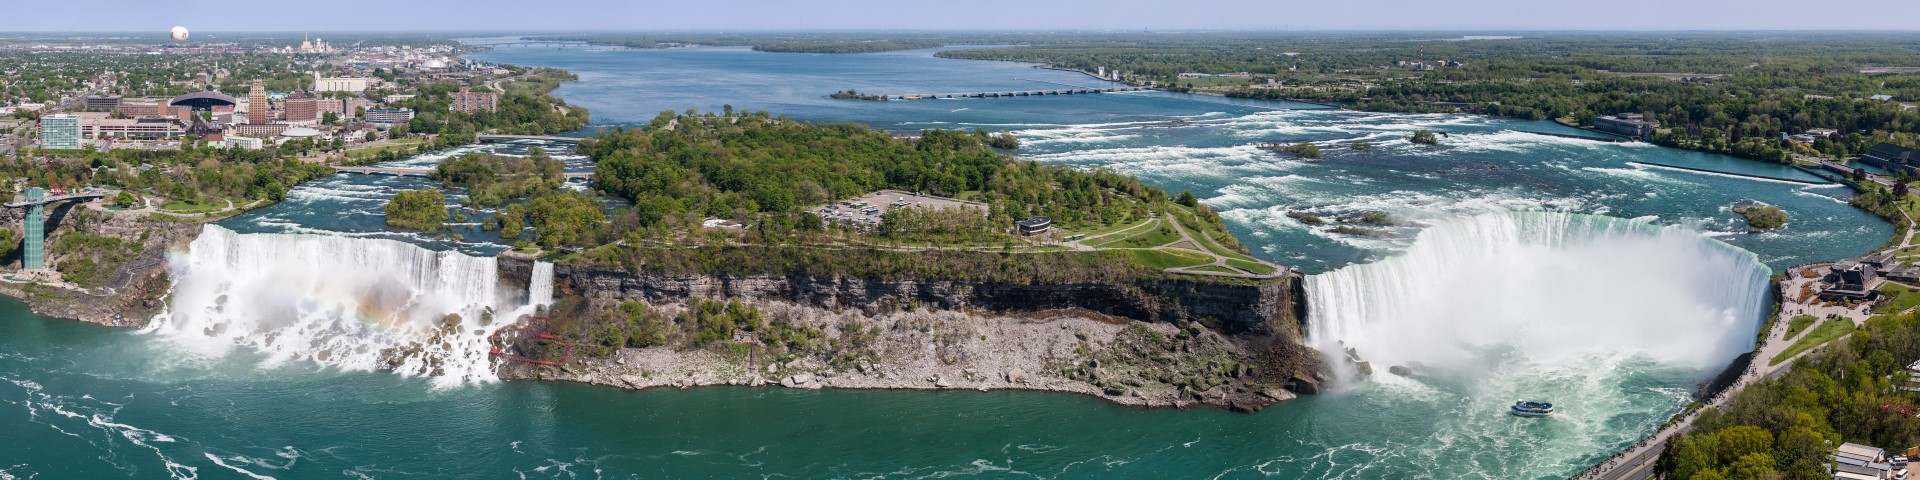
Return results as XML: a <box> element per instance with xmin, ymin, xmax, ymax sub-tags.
<box><xmin>6</xmin><ymin>0</ymin><xmax>1920</xmax><ymax>31</ymax></box>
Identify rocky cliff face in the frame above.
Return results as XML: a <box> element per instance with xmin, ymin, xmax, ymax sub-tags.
<box><xmin>0</xmin><ymin>206</ymin><xmax>201</xmax><ymax>327</ymax></box>
<box><xmin>529</xmin><ymin>260</ymin><xmax>1298</xmax><ymax>334</ymax></box>
<box><xmin>500</xmin><ymin>257</ymin><xmax>1322</xmax><ymax>410</ymax></box>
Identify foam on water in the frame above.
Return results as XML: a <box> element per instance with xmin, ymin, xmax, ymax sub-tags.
<box><xmin>141</xmin><ymin>225</ymin><xmax>555</xmax><ymax>387</ymax></box>
<box><xmin>1299</xmin><ymin>211</ymin><xmax>1770</xmax><ymax>477</ymax></box>
<box><xmin>1307</xmin><ymin>211</ymin><xmax>1768</xmax><ymax>370</ymax></box>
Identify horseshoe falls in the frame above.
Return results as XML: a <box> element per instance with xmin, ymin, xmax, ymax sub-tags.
<box><xmin>1308</xmin><ymin>212</ymin><xmax>1770</xmax><ymax>372</ymax></box>
<box><xmin>1300</xmin><ymin>212</ymin><xmax>1770</xmax><ymax>477</ymax></box>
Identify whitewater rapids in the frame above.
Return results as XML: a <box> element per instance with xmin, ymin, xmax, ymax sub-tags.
<box><xmin>142</xmin><ymin>225</ymin><xmax>554</xmax><ymax>387</ymax></box>
<box><xmin>1307</xmin><ymin>211</ymin><xmax>1770</xmax><ymax>377</ymax></box>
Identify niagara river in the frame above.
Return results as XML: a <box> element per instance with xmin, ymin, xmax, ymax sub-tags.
<box><xmin>0</xmin><ymin>43</ymin><xmax>1894</xmax><ymax>479</ymax></box>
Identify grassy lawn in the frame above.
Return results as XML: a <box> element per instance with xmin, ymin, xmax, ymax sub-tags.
<box><xmin>1784</xmin><ymin>315</ymin><xmax>1818</xmax><ymax>339</ymax></box>
<box><xmin>1094</xmin><ymin>220</ymin><xmax>1181</xmax><ymax>249</ymax></box>
<box><xmin>1226</xmin><ymin>258</ymin><xmax>1278</xmax><ymax>275</ymax></box>
<box><xmin>1189</xmin><ymin>265</ymin><xmax>1239</xmax><ymax>274</ymax></box>
<box><xmin>160</xmin><ymin>200</ymin><xmax>222</xmax><ymax>214</ymax></box>
<box><xmin>1771</xmin><ymin>318</ymin><xmax>1855</xmax><ymax>365</ymax></box>
<box><xmin>1129</xmin><ymin>248</ymin><xmax>1213</xmax><ymax>270</ymax></box>
<box><xmin>1875</xmin><ymin>283</ymin><xmax>1920</xmax><ymax>315</ymax></box>
<box><xmin>1168</xmin><ymin>207</ymin><xmax>1262</xmax><ymax>263</ymax></box>
<box><xmin>1075</xmin><ymin>219</ymin><xmax>1157</xmax><ymax>244</ymax></box>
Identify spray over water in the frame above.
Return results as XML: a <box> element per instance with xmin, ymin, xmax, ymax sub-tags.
<box><xmin>143</xmin><ymin>225</ymin><xmax>554</xmax><ymax>386</ymax></box>
<box><xmin>1308</xmin><ymin>211</ymin><xmax>1769</xmax><ymax>372</ymax></box>
<box><xmin>1301</xmin><ymin>212</ymin><xmax>1770</xmax><ymax>476</ymax></box>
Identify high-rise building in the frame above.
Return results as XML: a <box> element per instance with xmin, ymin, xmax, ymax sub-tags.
<box><xmin>312</xmin><ymin>72</ymin><xmax>370</xmax><ymax>93</ymax></box>
<box><xmin>317</xmin><ymin>98</ymin><xmax>346</xmax><ymax>117</ymax></box>
<box><xmin>449</xmin><ymin>86</ymin><xmax>498</xmax><ymax>114</ymax></box>
<box><xmin>247</xmin><ymin>79</ymin><xmax>270</xmax><ymax>124</ymax></box>
<box><xmin>84</xmin><ymin>95</ymin><xmax>122</xmax><ymax>111</ymax></box>
<box><xmin>284</xmin><ymin>92</ymin><xmax>318</xmax><ymax>123</ymax></box>
<box><xmin>364</xmin><ymin>108</ymin><xmax>415</xmax><ymax>125</ymax></box>
<box><xmin>39</xmin><ymin>114</ymin><xmax>81</xmax><ymax>150</ymax></box>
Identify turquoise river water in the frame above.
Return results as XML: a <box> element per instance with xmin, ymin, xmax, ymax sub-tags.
<box><xmin>0</xmin><ymin>43</ymin><xmax>1893</xmax><ymax>479</ymax></box>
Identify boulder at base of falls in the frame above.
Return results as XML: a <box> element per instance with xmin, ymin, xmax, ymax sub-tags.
<box><xmin>1389</xmin><ymin>365</ymin><xmax>1413</xmax><ymax>376</ymax></box>
<box><xmin>1289</xmin><ymin>374</ymin><xmax>1322</xmax><ymax>395</ymax></box>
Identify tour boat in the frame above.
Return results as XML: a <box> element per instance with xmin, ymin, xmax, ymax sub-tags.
<box><xmin>1510</xmin><ymin>400</ymin><xmax>1554</xmax><ymax>417</ymax></box>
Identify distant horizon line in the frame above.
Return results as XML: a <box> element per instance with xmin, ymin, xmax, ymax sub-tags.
<box><xmin>5</xmin><ymin>28</ymin><xmax>1920</xmax><ymax>35</ymax></box>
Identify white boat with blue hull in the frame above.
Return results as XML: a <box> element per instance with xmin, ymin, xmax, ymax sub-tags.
<box><xmin>1511</xmin><ymin>400</ymin><xmax>1554</xmax><ymax>417</ymax></box>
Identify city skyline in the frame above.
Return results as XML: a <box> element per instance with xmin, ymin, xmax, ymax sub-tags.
<box><xmin>4</xmin><ymin>0</ymin><xmax>1920</xmax><ymax>32</ymax></box>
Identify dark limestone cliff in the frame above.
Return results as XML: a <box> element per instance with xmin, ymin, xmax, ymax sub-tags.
<box><xmin>499</xmin><ymin>255</ymin><xmax>1324</xmax><ymax>410</ymax></box>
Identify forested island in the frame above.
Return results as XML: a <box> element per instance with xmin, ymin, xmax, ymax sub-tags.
<box><xmin>460</xmin><ymin>110</ymin><xmax>1317</xmax><ymax>410</ymax></box>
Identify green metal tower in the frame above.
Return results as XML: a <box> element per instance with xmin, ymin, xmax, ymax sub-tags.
<box><xmin>23</xmin><ymin>187</ymin><xmax>44</xmax><ymax>271</ymax></box>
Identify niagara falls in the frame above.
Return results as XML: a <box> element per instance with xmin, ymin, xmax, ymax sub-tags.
<box><xmin>3</xmin><ymin>16</ymin><xmax>1919</xmax><ymax>480</ymax></box>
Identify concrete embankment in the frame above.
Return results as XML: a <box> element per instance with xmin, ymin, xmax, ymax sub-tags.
<box><xmin>1626</xmin><ymin>161</ymin><xmax>1830</xmax><ymax>185</ymax></box>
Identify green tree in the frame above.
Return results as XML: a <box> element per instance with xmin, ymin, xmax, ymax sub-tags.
<box><xmin>1410</xmin><ymin>129</ymin><xmax>1439</xmax><ymax>145</ymax></box>
<box><xmin>384</xmin><ymin>189</ymin><xmax>448</xmax><ymax>231</ymax></box>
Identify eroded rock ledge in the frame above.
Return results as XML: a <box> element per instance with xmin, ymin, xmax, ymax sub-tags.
<box><xmin>498</xmin><ymin>258</ymin><xmax>1324</xmax><ymax>412</ymax></box>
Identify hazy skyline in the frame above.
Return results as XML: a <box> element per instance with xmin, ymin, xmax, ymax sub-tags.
<box><xmin>5</xmin><ymin>0</ymin><xmax>1920</xmax><ymax>32</ymax></box>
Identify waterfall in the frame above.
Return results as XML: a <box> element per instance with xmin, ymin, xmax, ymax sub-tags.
<box><xmin>143</xmin><ymin>225</ymin><xmax>556</xmax><ymax>386</ymax></box>
<box><xmin>529</xmin><ymin>261</ymin><xmax>554</xmax><ymax>309</ymax></box>
<box><xmin>1306</xmin><ymin>211</ymin><xmax>1771</xmax><ymax>377</ymax></box>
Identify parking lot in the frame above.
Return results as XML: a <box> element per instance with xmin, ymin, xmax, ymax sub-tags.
<box><xmin>814</xmin><ymin>189</ymin><xmax>987</xmax><ymax>228</ymax></box>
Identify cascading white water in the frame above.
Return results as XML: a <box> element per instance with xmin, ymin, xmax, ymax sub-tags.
<box><xmin>529</xmin><ymin>261</ymin><xmax>555</xmax><ymax>309</ymax></box>
<box><xmin>142</xmin><ymin>225</ymin><xmax>554</xmax><ymax>386</ymax></box>
<box><xmin>1307</xmin><ymin>211</ymin><xmax>1771</xmax><ymax>377</ymax></box>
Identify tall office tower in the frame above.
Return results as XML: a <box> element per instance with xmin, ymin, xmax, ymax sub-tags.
<box><xmin>248</xmin><ymin>79</ymin><xmax>270</xmax><ymax>124</ymax></box>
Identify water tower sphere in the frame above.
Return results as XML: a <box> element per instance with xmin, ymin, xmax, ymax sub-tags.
<box><xmin>170</xmin><ymin>26</ymin><xmax>190</xmax><ymax>42</ymax></box>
